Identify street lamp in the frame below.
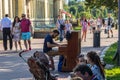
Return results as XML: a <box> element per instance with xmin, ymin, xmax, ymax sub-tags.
<box><xmin>113</xmin><ymin>0</ymin><xmax>120</xmax><ymax>65</ymax></box>
<box><xmin>118</xmin><ymin>0</ymin><xmax>120</xmax><ymax>65</ymax></box>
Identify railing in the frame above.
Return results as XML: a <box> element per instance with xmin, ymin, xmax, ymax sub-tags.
<box><xmin>31</xmin><ymin>19</ymin><xmax>56</xmax><ymax>31</ymax></box>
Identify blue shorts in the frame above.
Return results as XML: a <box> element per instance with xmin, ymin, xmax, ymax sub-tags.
<box><xmin>21</xmin><ymin>32</ymin><xmax>31</xmax><ymax>40</ymax></box>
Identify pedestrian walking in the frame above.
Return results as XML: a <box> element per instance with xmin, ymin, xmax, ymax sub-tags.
<box><xmin>81</xmin><ymin>17</ymin><xmax>88</xmax><ymax>42</ymax></box>
<box><xmin>89</xmin><ymin>17</ymin><xmax>94</xmax><ymax>33</ymax></box>
<box><xmin>96</xmin><ymin>17</ymin><xmax>102</xmax><ymax>31</ymax></box>
<box><xmin>1</xmin><ymin>14</ymin><xmax>12</xmax><ymax>51</ymax></box>
<box><xmin>106</xmin><ymin>14</ymin><xmax>113</xmax><ymax>38</ymax></box>
<box><xmin>20</xmin><ymin>14</ymin><xmax>32</xmax><ymax>51</ymax></box>
<box><xmin>12</xmin><ymin>16</ymin><xmax>22</xmax><ymax>51</ymax></box>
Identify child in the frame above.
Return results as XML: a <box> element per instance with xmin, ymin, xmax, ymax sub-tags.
<box><xmin>86</xmin><ymin>51</ymin><xmax>105</xmax><ymax>80</ymax></box>
<box><xmin>76</xmin><ymin>54</ymin><xmax>86</xmax><ymax>65</ymax></box>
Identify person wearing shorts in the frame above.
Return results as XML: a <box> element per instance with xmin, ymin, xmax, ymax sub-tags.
<box><xmin>107</xmin><ymin>14</ymin><xmax>113</xmax><ymax>38</ymax></box>
<box><xmin>20</xmin><ymin>14</ymin><xmax>32</xmax><ymax>51</ymax></box>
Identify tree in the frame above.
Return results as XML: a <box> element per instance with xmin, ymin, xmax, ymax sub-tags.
<box><xmin>69</xmin><ymin>6</ymin><xmax>77</xmax><ymax>15</ymax></box>
<box><xmin>85</xmin><ymin>0</ymin><xmax>118</xmax><ymax>10</ymax></box>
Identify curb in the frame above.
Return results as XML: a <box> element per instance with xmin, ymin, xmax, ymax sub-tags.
<box><xmin>100</xmin><ymin>46</ymin><xmax>110</xmax><ymax>61</ymax></box>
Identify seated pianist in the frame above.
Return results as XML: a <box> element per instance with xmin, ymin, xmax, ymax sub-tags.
<box><xmin>43</xmin><ymin>30</ymin><xmax>63</xmax><ymax>71</ymax></box>
<box><xmin>43</xmin><ymin>29</ymin><xmax>80</xmax><ymax>72</ymax></box>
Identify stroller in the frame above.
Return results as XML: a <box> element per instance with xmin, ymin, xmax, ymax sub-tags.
<box><xmin>19</xmin><ymin>51</ymin><xmax>57</xmax><ymax>80</ymax></box>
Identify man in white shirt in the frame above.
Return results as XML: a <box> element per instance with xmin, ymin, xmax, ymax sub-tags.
<box><xmin>1</xmin><ymin>14</ymin><xmax>12</xmax><ymax>50</ymax></box>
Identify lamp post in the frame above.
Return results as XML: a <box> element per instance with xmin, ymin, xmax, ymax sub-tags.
<box><xmin>118</xmin><ymin>0</ymin><xmax>120</xmax><ymax>65</ymax></box>
<box><xmin>113</xmin><ymin>0</ymin><xmax>120</xmax><ymax>65</ymax></box>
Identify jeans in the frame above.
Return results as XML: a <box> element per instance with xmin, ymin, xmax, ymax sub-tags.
<box><xmin>59</xmin><ymin>29</ymin><xmax>64</xmax><ymax>42</ymax></box>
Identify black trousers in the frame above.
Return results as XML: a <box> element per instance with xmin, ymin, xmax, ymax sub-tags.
<box><xmin>3</xmin><ymin>28</ymin><xmax>13</xmax><ymax>50</ymax></box>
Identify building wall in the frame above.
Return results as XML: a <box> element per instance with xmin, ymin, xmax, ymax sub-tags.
<box><xmin>0</xmin><ymin>0</ymin><xmax>63</xmax><ymax>21</ymax></box>
<box><xmin>0</xmin><ymin>0</ymin><xmax>63</xmax><ymax>39</ymax></box>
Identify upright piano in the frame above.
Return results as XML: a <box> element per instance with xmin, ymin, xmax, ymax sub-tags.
<box><xmin>59</xmin><ymin>30</ymin><xmax>81</xmax><ymax>72</ymax></box>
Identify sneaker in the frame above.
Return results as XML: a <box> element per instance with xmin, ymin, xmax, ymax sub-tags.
<box><xmin>29</xmin><ymin>48</ymin><xmax>31</xmax><ymax>50</ymax></box>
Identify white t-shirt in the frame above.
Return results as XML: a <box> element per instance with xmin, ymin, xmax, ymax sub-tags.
<box><xmin>65</xmin><ymin>23</ymin><xmax>72</xmax><ymax>31</ymax></box>
<box><xmin>96</xmin><ymin>19</ymin><xmax>101</xmax><ymax>25</ymax></box>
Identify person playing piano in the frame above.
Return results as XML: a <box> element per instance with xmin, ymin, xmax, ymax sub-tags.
<box><xmin>43</xmin><ymin>30</ymin><xmax>61</xmax><ymax>70</ymax></box>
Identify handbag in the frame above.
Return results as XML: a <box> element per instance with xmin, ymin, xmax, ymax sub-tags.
<box><xmin>58</xmin><ymin>20</ymin><xmax>65</xmax><ymax>30</ymax></box>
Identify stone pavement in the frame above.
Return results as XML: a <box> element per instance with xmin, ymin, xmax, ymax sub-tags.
<box><xmin>0</xmin><ymin>28</ymin><xmax>118</xmax><ymax>80</ymax></box>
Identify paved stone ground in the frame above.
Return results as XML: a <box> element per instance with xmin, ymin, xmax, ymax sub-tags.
<box><xmin>0</xmin><ymin>28</ymin><xmax>118</xmax><ymax>80</ymax></box>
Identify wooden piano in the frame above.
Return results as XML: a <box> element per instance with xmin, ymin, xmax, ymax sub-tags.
<box><xmin>59</xmin><ymin>30</ymin><xmax>81</xmax><ymax>72</ymax></box>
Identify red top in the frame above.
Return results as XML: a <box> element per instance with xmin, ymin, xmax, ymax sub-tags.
<box><xmin>20</xmin><ymin>18</ymin><xmax>31</xmax><ymax>32</ymax></box>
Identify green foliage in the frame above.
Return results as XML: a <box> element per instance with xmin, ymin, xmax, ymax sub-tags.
<box><xmin>63</xmin><ymin>4</ymin><xmax>69</xmax><ymax>12</ymax></box>
<box><xmin>78</xmin><ymin>5</ymin><xmax>84</xmax><ymax>13</ymax></box>
<box><xmin>104</xmin><ymin>42</ymin><xmax>117</xmax><ymax>64</ymax></box>
<box><xmin>104</xmin><ymin>42</ymin><xmax>120</xmax><ymax>80</ymax></box>
<box><xmin>85</xmin><ymin>0</ymin><xmax>118</xmax><ymax>19</ymax></box>
<box><xmin>74</xmin><ymin>26</ymin><xmax>82</xmax><ymax>30</ymax></box>
<box><xmin>63</xmin><ymin>0</ymin><xmax>116</xmax><ymax>19</ymax></box>
<box><xmin>85</xmin><ymin>0</ymin><xmax>118</xmax><ymax>10</ymax></box>
<box><xmin>105</xmin><ymin>67</ymin><xmax>120</xmax><ymax>80</ymax></box>
<box><xmin>79</xmin><ymin>12</ymin><xmax>91</xmax><ymax>19</ymax></box>
<box><xmin>68</xmin><ymin>1</ymin><xmax>77</xmax><ymax>6</ymax></box>
<box><xmin>69</xmin><ymin>6</ymin><xmax>77</xmax><ymax>15</ymax></box>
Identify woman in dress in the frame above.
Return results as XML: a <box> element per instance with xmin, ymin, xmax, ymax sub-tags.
<box><xmin>81</xmin><ymin>17</ymin><xmax>88</xmax><ymax>42</ymax></box>
<box><xmin>12</xmin><ymin>16</ymin><xmax>22</xmax><ymax>51</ymax></box>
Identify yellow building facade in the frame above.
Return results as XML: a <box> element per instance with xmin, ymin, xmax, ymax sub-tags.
<box><xmin>0</xmin><ymin>0</ymin><xmax>63</xmax><ymax>39</ymax></box>
<box><xmin>0</xmin><ymin>0</ymin><xmax>63</xmax><ymax>28</ymax></box>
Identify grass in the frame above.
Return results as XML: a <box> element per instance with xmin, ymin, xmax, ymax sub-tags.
<box><xmin>104</xmin><ymin>42</ymin><xmax>120</xmax><ymax>80</ymax></box>
<box><xmin>73</xmin><ymin>26</ymin><xmax>82</xmax><ymax>30</ymax></box>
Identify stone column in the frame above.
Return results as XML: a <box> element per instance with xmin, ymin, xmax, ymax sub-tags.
<box><xmin>0</xmin><ymin>0</ymin><xmax>3</xmax><ymax>39</ymax></box>
<box><xmin>2</xmin><ymin>0</ymin><xmax>5</xmax><ymax>17</ymax></box>
<box><xmin>45</xmin><ymin>0</ymin><xmax>47</xmax><ymax>18</ymax></box>
<box><xmin>18</xmin><ymin>0</ymin><xmax>25</xmax><ymax>17</ymax></box>
<box><xmin>12</xmin><ymin>0</ymin><xmax>16</xmax><ymax>18</ymax></box>
<box><xmin>4</xmin><ymin>0</ymin><xmax>9</xmax><ymax>14</ymax></box>
<box><xmin>53</xmin><ymin>0</ymin><xmax>63</xmax><ymax>22</ymax></box>
<box><xmin>0</xmin><ymin>0</ymin><xmax>2</xmax><ymax>19</ymax></box>
<box><xmin>45</xmin><ymin>0</ymin><xmax>48</xmax><ymax>24</ymax></box>
<box><xmin>8</xmin><ymin>0</ymin><xmax>13</xmax><ymax>18</ymax></box>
